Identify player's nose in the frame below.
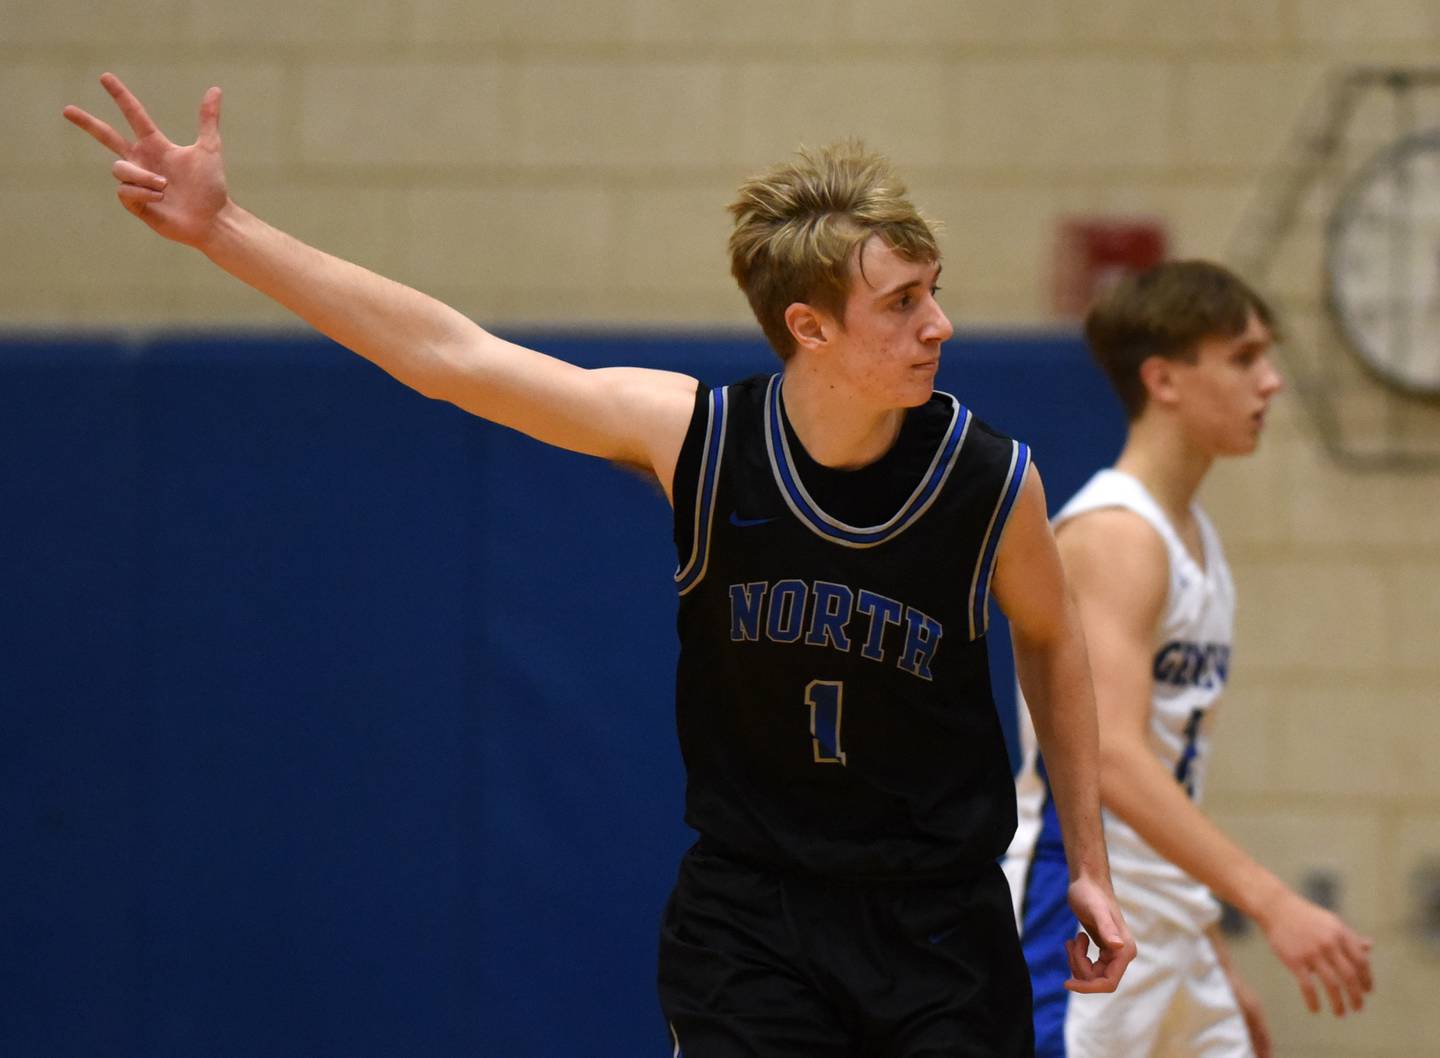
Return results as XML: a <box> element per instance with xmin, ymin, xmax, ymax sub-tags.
<box><xmin>1258</xmin><ymin>353</ymin><xmax>1284</xmax><ymax>397</ymax></box>
<box><xmin>923</xmin><ymin>300</ymin><xmax>954</xmax><ymax>344</ymax></box>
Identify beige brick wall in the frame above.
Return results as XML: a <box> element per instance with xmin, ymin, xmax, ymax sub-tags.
<box><xmin>8</xmin><ymin>0</ymin><xmax>1434</xmax><ymax>330</ymax></box>
<box><xmin>1204</xmin><ymin>391</ymin><xmax>1440</xmax><ymax>1056</ymax></box>
<box><xmin>8</xmin><ymin>1</ymin><xmax>1440</xmax><ymax>1053</ymax></box>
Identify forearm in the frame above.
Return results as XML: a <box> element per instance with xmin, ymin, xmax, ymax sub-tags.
<box><xmin>1016</xmin><ymin>618</ymin><xmax>1110</xmax><ymax>884</ymax></box>
<box><xmin>200</xmin><ymin>202</ymin><xmax>496</xmax><ymax>403</ymax></box>
<box><xmin>1101</xmin><ymin>739</ymin><xmax>1285</xmax><ymax>919</ymax></box>
<box><xmin>194</xmin><ymin>202</ymin><xmax>655</xmax><ymax>459</ymax></box>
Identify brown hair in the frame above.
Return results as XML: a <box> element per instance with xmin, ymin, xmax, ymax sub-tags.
<box><xmin>1084</xmin><ymin>260</ymin><xmax>1278</xmax><ymax>418</ymax></box>
<box><xmin>728</xmin><ymin>141</ymin><xmax>939</xmax><ymax>360</ymax></box>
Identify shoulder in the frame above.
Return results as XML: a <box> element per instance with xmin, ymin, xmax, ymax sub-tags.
<box><xmin>1056</xmin><ymin>508</ymin><xmax>1170</xmax><ymax>622</ymax></box>
<box><xmin>722</xmin><ymin>372</ymin><xmax>776</xmax><ymax>403</ymax></box>
<box><xmin>693</xmin><ymin>372</ymin><xmax>777</xmax><ymax>431</ymax></box>
<box><xmin>594</xmin><ymin>364</ymin><xmax>700</xmax><ymax>408</ymax></box>
<box><xmin>961</xmin><ymin>408</ymin><xmax>1015</xmax><ymax>447</ymax></box>
<box><xmin>591</xmin><ymin>367</ymin><xmax>702</xmax><ymax>465</ymax></box>
<box><xmin>1054</xmin><ymin>472</ymin><xmax>1185</xmax><ymax>582</ymax></box>
<box><xmin>940</xmin><ymin>400</ymin><xmax>1027</xmax><ymax>477</ymax></box>
<box><xmin>947</xmin><ymin>401</ymin><xmax>1017</xmax><ymax>451</ymax></box>
<box><xmin>677</xmin><ymin>372</ymin><xmax>779</xmax><ymax>438</ymax></box>
<box><xmin>1059</xmin><ymin>504</ymin><xmax>1166</xmax><ymax>551</ymax></box>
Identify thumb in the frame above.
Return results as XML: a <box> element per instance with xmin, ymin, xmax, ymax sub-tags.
<box><xmin>198</xmin><ymin>86</ymin><xmax>222</xmax><ymax>148</ymax></box>
<box><xmin>1077</xmin><ymin>897</ymin><xmax>1108</xmax><ymax>931</ymax></box>
<box><xmin>1091</xmin><ymin>905</ymin><xmax>1125</xmax><ymax>949</ymax></box>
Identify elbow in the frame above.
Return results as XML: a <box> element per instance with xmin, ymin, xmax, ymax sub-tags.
<box><xmin>408</xmin><ymin>371</ymin><xmax>457</xmax><ymax>404</ymax></box>
<box><xmin>408</xmin><ymin>373</ymin><xmax>445</xmax><ymax>402</ymax></box>
<box><xmin>1096</xmin><ymin>735</ymin><xmax>1143</xmax><ymax>808</ymax></box>
<box><xmin>417</xmin><ymin>376</ymin><xmax>462</xmax><ymax>404</ymax></box>
<box><xmin>412</xmin><ymin>328</ymin><xmax>489</xmax><ymax>403</ymax></box>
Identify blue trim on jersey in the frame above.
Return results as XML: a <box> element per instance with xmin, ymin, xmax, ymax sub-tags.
<box><xmin>763</xmin><ymin>374</ymin><xmax>971</xmax><ymax>548</ymax></box>
<box><xmin>1022</xmin><ymin>853</ymin><xmax>1076</xmax><ymax>1058</ymax></box>
<box><xmin>675</xmin><ymin>387</ymin><xmax>729</xmax><ymax>595</ymax></box>
<box><xmin>969</xmin><ymin>441</ymin><xmax>1030</xmax><ymax>636</ymax></box>
<box><xmin>1020</xmin><ymin>761</ymin><xmax>1076</xmax><ymax>1058</ymax></box>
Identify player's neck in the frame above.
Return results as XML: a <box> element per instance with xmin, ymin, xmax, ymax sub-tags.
<box><xmin>779</xmin><ymin>366</ymin><xmax>907</xmax><ymax>470</ymax></box>
<box><xmin>1113</xmin><ymin>417</ymin><xmax>1213</xmax><ymax>524</ymax></box>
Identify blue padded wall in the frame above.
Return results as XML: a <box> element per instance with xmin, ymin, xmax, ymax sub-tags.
<box><xmin>0</xmin><ymin>329</ymin><xmax>1122</xmax><ymax>1057</ymax></box>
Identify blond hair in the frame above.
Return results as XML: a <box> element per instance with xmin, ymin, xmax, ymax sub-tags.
<box><xmin>728</xmin><ymin>142</ymin><xmax>940</xmax><ymax>359</ymax></box>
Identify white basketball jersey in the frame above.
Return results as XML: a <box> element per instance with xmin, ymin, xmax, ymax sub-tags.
<box><xmin>1008</xmin><ymin>469</ymin><xmax>1234</xmax><ymax>933</ymax></box>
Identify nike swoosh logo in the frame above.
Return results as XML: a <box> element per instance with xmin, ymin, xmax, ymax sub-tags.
<box><xmin>728</xmin><ymin>511</ymin><xmax>775</xmax><ymax>528</ymax></box>
<box><xmin>929</xmin><ymin>926</ymin><xmax>959</xmax><ymax>944</ymax></box>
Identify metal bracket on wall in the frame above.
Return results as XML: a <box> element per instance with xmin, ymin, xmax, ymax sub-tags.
<box><xmin>1229</xmin><ymin>67</ymin><xmax>1440</xmax><ymax>472</ymax></box>
<box><xmin>1415</xmin><ymin>858</ymin><xmax>1440</xmax><ymax>955</ymax></box>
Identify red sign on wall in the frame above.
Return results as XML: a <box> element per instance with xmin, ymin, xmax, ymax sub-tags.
<box><xmin>1053</xmin><ymin>217</ymin><xmax>1168</xmax><ymax>318</ymax></box>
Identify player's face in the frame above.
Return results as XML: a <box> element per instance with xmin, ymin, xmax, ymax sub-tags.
<box><xmin>1171</xmin><ymin>310</ymin><xmax>1285</xmax><ymax>455</ymax></box>
<box><xmin>830</xmin><ymin>237</ymin><xmax>953</xmax><ymax>408</ymax></box>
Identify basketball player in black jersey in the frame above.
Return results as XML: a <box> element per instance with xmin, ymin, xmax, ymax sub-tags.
<box><xmin>67</xmin><ymin>73</ymin><xmax>1135</xmax><ymax>1056</ymax></box>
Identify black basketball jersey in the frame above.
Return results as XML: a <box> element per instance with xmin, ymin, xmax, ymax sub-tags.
<box><xmin>671</xmin><ymin>373</ymin><xmax>1033</xmax><ymax>880</ymax></box>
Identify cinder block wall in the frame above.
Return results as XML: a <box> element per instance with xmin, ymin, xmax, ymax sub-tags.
<box><xmin>7</xmin><ymin>2</ymin><xmax>1439</xmax><ymax>1054</ymax></box>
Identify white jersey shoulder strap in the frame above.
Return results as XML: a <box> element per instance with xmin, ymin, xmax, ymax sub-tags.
<box><xmin>1054</xmin><ymin>468</ymin><xmax>1184</xmax><ymax>554</ymax></box>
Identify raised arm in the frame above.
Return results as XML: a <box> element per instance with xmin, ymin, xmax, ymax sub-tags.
<box><xmin>63</xmin><ymin>73</ymin><xmax>697</xmax><ymax>499</ymax></box>
<box><xmin>1057</xmin><ymin>508</ymin><xmax>1373</xmax><ymax>1017</ymax></box>
<box><xmin>991</xmin><ymin>466</ymin><xmax>1136</xmax><ymax>993</ymax></box>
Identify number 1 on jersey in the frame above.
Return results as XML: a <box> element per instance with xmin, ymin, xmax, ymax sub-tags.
<box><xmin>806</xmin><ymin>680</ymin><xmax>847</xmax><ymax>765</ymax></box>
<box><xmin>1174</xmin><ymin>707</ymin><xmax>1204</xmax><ymax>798</ymax></box>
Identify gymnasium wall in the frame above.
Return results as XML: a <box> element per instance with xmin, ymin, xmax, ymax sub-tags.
<box><xmin>10</xmin><ymin>2</ymin><xmax>1440</xmax><ymax>330</ymax></box>
<box><xmin>5</xmin><ymin>2</ymin><xmax>1440</xmax><ymax>1056</ymax></box>
<box><xmin>2</xmin><ymin>330</ymin><xmax>1122</xmax><ymax>1057</ymax></box>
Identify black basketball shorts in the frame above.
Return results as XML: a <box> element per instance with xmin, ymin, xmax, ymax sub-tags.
<box><xmin>657</xmin><ymin>842</ymin><xmax>1034</xmax><ymax>1057</ymax></box>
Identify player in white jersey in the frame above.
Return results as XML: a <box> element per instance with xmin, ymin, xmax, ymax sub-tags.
<box><xmin>1003</xmin><ymin>261</ymin><xmax>1373</xmax><ymax>1058</ymax></box>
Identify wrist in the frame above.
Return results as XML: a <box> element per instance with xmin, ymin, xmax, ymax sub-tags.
<box><xmin>1064</xmin><ymin>837</ymin><xmax>1113</xmax><ymax>886</ymax></box>
<box><xmin>197</xmin><ymin>199</ymin><xmax>247</xmax><ymax>258</ymax></box>
<box><xmin>1067</xmin><ymin>859</ymin><xmax>1114</xmax><ymax>893</ymax></box>
<box><xmin>1240</xmin><ymin>870</ymin><xmax>1291</xmax><ymax>930</ymax></box>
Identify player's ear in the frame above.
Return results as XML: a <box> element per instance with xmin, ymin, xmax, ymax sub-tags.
<box><xmin>784</xmin><ymin>301</ymin><xmax>830</xmax><ymax>352</ymax></box>
<box><xmin>1138</xmin><ymin>355</ymin><xmax>1181</xmax><ymax>409</ymax></box>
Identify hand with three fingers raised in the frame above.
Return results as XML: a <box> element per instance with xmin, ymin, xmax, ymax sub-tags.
<box><xmin>64</xmin><ymin>72</ymin><xmax>229</xmax><ymax>248</ymax></box>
